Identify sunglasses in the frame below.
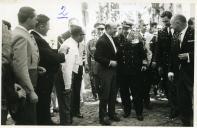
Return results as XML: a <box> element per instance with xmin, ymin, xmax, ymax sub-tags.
<box><xmin>97</xmin><ymin>28</ymin><xmax>104</xmax><ymax>31</ymax></box>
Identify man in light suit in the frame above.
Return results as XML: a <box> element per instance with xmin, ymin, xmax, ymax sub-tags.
<box><xmin>94</xmin><ymin>23</ymin><xmax>120</xmax><ymax>125</ymax></box>
<box><xmin>168</xmin><ymin>14</ymin><xmax>194</xmax><ymax>126</ymax></box>
<box><xmin>10</xmin><ymin>6</ymin><xmax>43</xmax><ymax>125</ymax></box>
<box><xmin>31</xmin><ymin>14</ymin><xmax>65</xmax><ymax>125</ymax></box>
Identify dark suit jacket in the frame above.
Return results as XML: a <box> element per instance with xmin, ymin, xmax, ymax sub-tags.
<box><xmin>154</xmin><ymin>27</ymin><xmax>172</xmax><ymax>68</ymax></box>
<box><xmin>169</xmin><ymin>27</ymin><xmax>194</xmax><ymax>82</ymax></box>
<box><xmin>31</xmin><ymin>31</ymin><xmax>65</xmax><ymax>73</ymax></box>
<box><xmin>94</xmin><ymin>33</ymin><xmax>117</xmax><ymax>69</ymax></box>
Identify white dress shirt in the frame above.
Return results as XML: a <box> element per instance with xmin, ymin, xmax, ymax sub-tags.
<box><xmin>59</xmin><ymin>37</ymin><xmax>81</xmax><ymax>89</ymax></box>
<box><xmin>168</xmin><ymin>25</ymin><xmax>189</xmax><ymax>78</ymax></box>
<box><xmin>179</xmin><ymin>25</ymin><xmax>188</xmax><ymax>48</ymax></box>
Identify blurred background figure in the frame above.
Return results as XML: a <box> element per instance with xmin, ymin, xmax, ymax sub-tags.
<box><xmin>57</xmin><ymin>18</ymin><xmax>79</xmax><ymax>49</ymax></box>
<box><xmin>188</xmin><ymin>17</ymin><xmax>195</xmax><ymax>29</ymax></box>
<box><xmin>1</xmin><ymin>20</ymin><xmax>15</xmax><ymax>125</ymax></box>
<box><xmin>87</xmin><ymin>22</ymin><xmax>105</xmax><ymax>101</ymax></box>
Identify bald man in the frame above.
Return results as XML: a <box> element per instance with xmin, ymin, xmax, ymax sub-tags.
<box><xmin>168</xmin><ymin>14</ymin><xmax>194</xmax><ymax>126</ymax></box>
<box><xmin>94</xmin><ymin>23</ymin><xmax>120</xmax><ymax>125</ymax></box>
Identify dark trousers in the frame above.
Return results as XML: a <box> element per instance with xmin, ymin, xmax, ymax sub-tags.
<box><xmin>130</xmin><ymin>73</ymin><xmax>144</xmax><ymax>116</ymax></box>
<box><xmin>98</xmin><ymin>69</ymin><xmax>117</xmax><ymax>120</ymax></box>
<box><xmin>142</xmin><ymin>69</ymin><xmax>152</xmax><ymax>106</ymax></box>
<box><xmin>36</xmin><ymin>72</ymin><xmax>54</xmax><ymax>125</ymax></box>
<box><xmin>55</xmin><ymin>69</ymin><xmax>72</xmax><ymax>125</ymax></box>
<box><xmin>14</xmin><ymin>100</ymin><xmax>37</xmax><ymax>125</ymax></box>
<box><xmin>89</xmin><ymin>73</ymin><xmax>98</xmax><ymax>98</ymax></box>
<box><xmin>118</xmin><ymin>75</ymin><xmax>132</xmax><ymax>115</ymax></box>
<box><xmin>176</xmin><ymin>70</ymin><xmax>193</xmax><ymax>126</ymax></box>
<box><xmin>160</xmin><ymin>67</ymin><xmax>170</xmax><ymax>99</ymax></box>
<box><xmin>168</xmin><ymin>81</ymin><xmax>179</xmax><ymax>116</ymax></box>
<box><xmin>1</xmin><ymin>100</ymin><xmax>8</xmax><ymax>125</ymax></box>
<box><xmin>71</xmin><ymin>66</ymin><xmax>83</xmax><ymax>116</ymax></box>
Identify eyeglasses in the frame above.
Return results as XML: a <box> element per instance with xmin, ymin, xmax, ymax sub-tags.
<box><xmin>97</xmin><ymin>28</ymin><xmax>104</xmax><ymax>31</ymax></box>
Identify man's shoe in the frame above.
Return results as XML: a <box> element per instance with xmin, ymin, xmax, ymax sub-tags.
<box><xmin>100</xmin><ymin>118</ymin><xmax>111</xmax><ymax>125</ymax></box>
<box><xmin>74</xmin><ymin>113</ymin><xmax>84</xmax><ymax>118</ymax></box>
<box><xmin>144</xmin><ymin>104</ymin><xmax>153</xmax><ymax>110</ymax></box>
<box><xmin>136</xmin><ymin>115</ymin><xmax>144</xmax><ymax>121</ymax></box>
<box><xmin>110</xmin><ymin>115</ymin><xmax>120</xmax><ymax>122</ymax></box>
<box><xmin>48</xmin><ymin>120</ymin><xmax>59</xmax><ymax>125</ymax></box>
<box><xmin>169</xmin><ymin>110</ymin><xmax>179</xmax><ymax>119</ymax></box>
<box><xmin>53</xmin><ymin>108</ymin><xmax>59</xmax><ymax>113</ymax></box>
<box><xmin>123</xmin><ymin>113</ymin><xmax>130</xmax><ymax>118</ymax></box>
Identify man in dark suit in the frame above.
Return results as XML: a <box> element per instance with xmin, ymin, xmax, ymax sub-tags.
<box><xmin>153</xmin><ymin>11</ymin><xmax>172</xmax><ymax>98</ymax></box>
<box><xmin>168</xmin><ymin>14</ymin><xmax>194</xmax><ymax>126</ymax></box>
<box><xmin>94</xmin><ymin>23</ymin><xmax>120</xmax><ymax>125</ymax></box>
<box><xmin>11</xmin><ymin>6</ymin><xmax>40</xmax><ymax>125</ymax></box>
<box><xmin>31</xmin><ymin>14</ymin><xmax>65</xmax><ymax>125</ymax></box>
<box><xmin>153</xmin><ymin>11</ymin><xmax>178</xmax><ymax>119</ymax></box>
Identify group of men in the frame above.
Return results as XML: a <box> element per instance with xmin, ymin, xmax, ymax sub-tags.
<box><xmin>2</xmin><ymin>6</ymin><xmax>86</xmax><ymax>125</ymax></box>
<box><xmin>1</xmin><ymin>5</ymin><xmax>194</xmax><ymax>127</ymax></box>
<box><xmin>87</xmin><ymin>11</ymin><xmax>194</xmax><ymax>126</ymax></box>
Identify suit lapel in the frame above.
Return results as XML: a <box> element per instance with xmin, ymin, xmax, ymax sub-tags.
<box><xmin>181</xmin><ymin>27</ymin><xmax>190</xmax><ymax>49</ymax></box>
<box><xmin>103</xmin><ymin>34</ymin><xmax>116</xmax><ymax>54</ymax></box>
<box><xmin>31</xmin><ymin>31</ymin><xmax>50</xmax><ymax>48</ymax></box>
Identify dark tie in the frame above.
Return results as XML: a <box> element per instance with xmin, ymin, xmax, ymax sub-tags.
<box><xmin>173</xmin><ymin>32</ymin><xmax>182</xmax><ymax>48</ymax></box>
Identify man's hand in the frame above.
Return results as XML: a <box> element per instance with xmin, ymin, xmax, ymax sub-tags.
<box><xmin>109</xmin><ymin>60</ymin><xmax>117</xmax><ymax>67</ymax></box>
<box><xmin>151</xmin><ymin>62</ymin><xmax>157</xmax><ymax>69</ymax></box>
<box><xmin>38</xmin><ymin>66</ymin><xmax>46</xmax><ymax>75</ymax></box>
<box><xmin>141</xmin><ymin>66</ymin><xmax>147</xmax><ymax>72</ymax></box>
<box><xmin>168</xmin><ymin>72</ymin><xmax>174</xmax><ymax>82</ymax></box>
<box><xmin>178</xmin><ymin>53</ymin><xmax>188</xmax><ymax>60</ymax></box>
<box><xmin>29</xmin><ymin>91</ymin><xmax>38</xmax><ymax>103</ymax></box>
<box><xmin>14</xmin><ymin>84</ymin><xmax>26</xmax><ymax>99</ymax></box>
<box><xmin>85</xmin><ymin>64</ymin><xmax>89</xmax><ymax>73</ymax></box>
<box><xmin>158</xmin><ymin>67</ymin><xmax>163</xmax><ymax>76</ymax></box>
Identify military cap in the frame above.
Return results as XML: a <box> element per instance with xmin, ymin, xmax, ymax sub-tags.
<box><xmin>94</xmin><ymin>22</ymin><xmax>105</xmax><ymax>29</ymax></box>
<box><xmin>122</xmin><ymin>21</ymin><xmax>133</xmax><ymax>28</ymax></box>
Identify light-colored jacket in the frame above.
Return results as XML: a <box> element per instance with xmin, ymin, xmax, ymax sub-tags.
<box><xmin>59</xmin><ymin>37</ymin><xmax>84</xmax><ymax>89</ymax></box>
<box><xmin>11</xmin><ymin>26</ymin><xmax>39</xmax><ymax>94</ymax></box>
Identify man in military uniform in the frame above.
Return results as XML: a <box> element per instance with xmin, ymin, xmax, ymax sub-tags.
<box><xmin>116</xmin><ymin>24</ymin><xmax>147</xmax><ymax>121</ymax></box>
<box><xmin>87</xmin><ymin>23</ymin><xmax>105</xmax><ymax>100</ymax></box>
<box><xmin>153</xmin><ymin>11</ymin><xmax>178</xmax><ymax>119</ymax></box>
<box><xmin>115</xmin><ymin>21</ymin><xmax>132</xmax><ymax>118</ymax></box>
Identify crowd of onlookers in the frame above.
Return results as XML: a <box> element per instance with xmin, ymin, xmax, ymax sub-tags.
<box><xmin>1</xmin><ymin>6</ymin><xmax>194</xmax><ymax>126</ymax></box>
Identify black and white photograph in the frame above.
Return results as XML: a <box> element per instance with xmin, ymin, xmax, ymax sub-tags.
<box><xmin>0</xmin><ymin>0</ymin><xmax>196</xmax><ymax>126</ymax></box>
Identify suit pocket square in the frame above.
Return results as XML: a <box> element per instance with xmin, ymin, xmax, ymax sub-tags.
<box><xmin>187</xmin><ymin>40</ymin><xmax>194</xmax><ymax>43</ymax></box>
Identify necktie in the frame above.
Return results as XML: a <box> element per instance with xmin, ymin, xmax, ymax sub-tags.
<box><xmin>173</xmin><ymin>32</ymin><xmax>182</xmax><ymax>48</ymax></box>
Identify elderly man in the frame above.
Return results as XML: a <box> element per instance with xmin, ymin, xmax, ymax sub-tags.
<box><xmin>168</xmin><ymin>14</ymin><xmax>194</xmax><ymax>126</ymax></box>
<box><xmin>31</xmin><ymin>14</ymin><xmax>65</xmax><ymax>125</ymax></box>
<box><xmin>94</xmin><ymin>23</ymin><xmax>120</xmax><ymax>125</ymax></box>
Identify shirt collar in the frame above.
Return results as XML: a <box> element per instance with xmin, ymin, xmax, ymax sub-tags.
<box><xmin>31</xmin><ymin>30</ymin><xmax>46</xmax><ymax>40</ymax></box>
<box><xmin>105</xmin><ymin>31</ymin><xmax>113</xmax><ymax>40</ymax></box>
<box><xmin>70</xmin><ymin>37</ymin><xmax>79</xmax><ymax>47</ymax></box>
<box><xmin>180</xmin><ymin>25</ymin><xmax>188</xmax><ymax>37</ymax></box>
<box><xmin>179</xmin><ymin>25</ymin><xmax>188</xmax><ymax>42</ymax></box>
<box><xmin>17</xmin><ymin>25</ymin><xmax>29</xmax><ymax>33</ymax></box>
